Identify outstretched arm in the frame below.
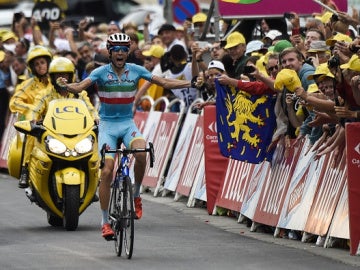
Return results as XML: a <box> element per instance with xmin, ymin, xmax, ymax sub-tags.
<box><xmin>151</xmin><ymin>75</ymin><xmax>192</xmax><ymax>89</ymax></box>
<box><xmin>57</xmin><ymin>77</ymin><xmax>93</xmax><ymax>94</ymax></box>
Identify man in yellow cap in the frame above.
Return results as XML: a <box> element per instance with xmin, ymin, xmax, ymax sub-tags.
<box><xmin>223</xmin><ymin>31</ymin><xmax>248</xmax><ymax>78</ymax></box>
<box><xmin>192</xmin><ymin>12</ymin><xmax>207</xmax><ymax>37</ymax></box>
<box><xmin>135</xmin><ymin>45</ymin><xmax>166</xmax><ymax>107</ymax></box>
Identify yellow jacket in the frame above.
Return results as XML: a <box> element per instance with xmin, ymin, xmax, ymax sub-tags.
<box><xmin>9</xmin><ymin>76</ymin><xmax>52</xmax><ymax>120</ymax></box>
<box><xmin>28</xmin><ymin>88</ymin><xmax>99</xmax><ymax>122</ymax></box>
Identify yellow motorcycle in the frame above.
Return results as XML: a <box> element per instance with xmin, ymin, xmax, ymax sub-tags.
<box><xmin>12</xmin><ymin>98</ymin><xmax>99</xmax><ymax>231</ymax></box>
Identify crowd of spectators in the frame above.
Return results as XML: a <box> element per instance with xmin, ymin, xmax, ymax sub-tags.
<box><xmin>0</xmin><ymin>1</ymin><xmax>359</xmax><ymax>246</ymax></box>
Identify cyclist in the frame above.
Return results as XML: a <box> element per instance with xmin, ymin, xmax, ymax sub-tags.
<box><xmin>57</xmin><ymin>33</ymin><xmax>197</xmax><ymax>239</ymax></box>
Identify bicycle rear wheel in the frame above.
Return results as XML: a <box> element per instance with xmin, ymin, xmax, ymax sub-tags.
<box><xmin>121</xmin><ymin>176</ymin><xmax>134</xmax><ymax>259</ymax></box>
<box><xmin>109</xmin><ymin>180</ymin><xmax>123</xmax><ymax>257</ymax></box>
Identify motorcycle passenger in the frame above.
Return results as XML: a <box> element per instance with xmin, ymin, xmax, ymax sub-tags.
<box><xmin>9</xmin><ymin>45</ymin><xmax>53</xmax><ymax>188</ymax></box>
<box><xmin>56</xmin><ymin>33</ymin><xmax>195</xmax><ymax>239</ymax></box>
<box><xmin>28</xmin><ymin>57</ymin><xmax>99</xmax><ymax>122</ymax></box>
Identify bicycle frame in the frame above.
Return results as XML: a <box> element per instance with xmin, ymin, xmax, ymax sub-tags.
<box><xmin>100</xmin><ymin>142</ymin><xmax>154</xmax><ymax>258</ymax></box>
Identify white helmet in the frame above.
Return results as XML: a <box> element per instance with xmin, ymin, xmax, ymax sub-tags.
<box><xmin>106</xmin><ymin>33</ymin><xmax>131</xmax><ymax>50</ymax></box>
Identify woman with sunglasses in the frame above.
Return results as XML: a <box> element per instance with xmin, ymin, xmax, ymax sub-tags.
<box><xmin>56</xmin><ymin>32</ymin><xmax>197</xmax><ymax>239</ymax></box>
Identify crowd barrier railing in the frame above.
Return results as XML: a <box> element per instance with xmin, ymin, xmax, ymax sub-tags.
<box><xmin>2</xmin><ymin>98</ymin><xmax>359</xmax><ymax>255</ymax></box>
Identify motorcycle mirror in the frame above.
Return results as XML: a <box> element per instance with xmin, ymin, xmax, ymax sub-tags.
<box><xmin>14</xmin><ymin>120</ymin><xmax>45</xmax><ymax>138</ymax></box>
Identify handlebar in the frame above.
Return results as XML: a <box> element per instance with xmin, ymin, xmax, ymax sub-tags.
<box><xmin>100</xmin><ymin>142</ymin><xmax>155</xmax><ymax>169</ymax></box>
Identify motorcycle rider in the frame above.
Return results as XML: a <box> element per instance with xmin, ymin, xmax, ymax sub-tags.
<box><xmin>56</xmin><ymin>33</ymin><xmax>196</xmax><ymax>239</ymax></box>
<box><xmin>9</xmin><ymin>45</ymin><xmax>53</xmax><ymax>188</ymax></box>
<box><xmin>28</xmin><ymin>57</ymin><xmax>99</xmax><ymax>122</ymax></box>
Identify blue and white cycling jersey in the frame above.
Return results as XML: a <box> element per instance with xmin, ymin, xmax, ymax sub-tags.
<box><xmin>88</xmin><ymin>63</ymin><xmax>152</xmax><ymax>121</ymax></box>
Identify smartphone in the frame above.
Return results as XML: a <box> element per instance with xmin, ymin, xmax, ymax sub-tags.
<box><xmin>243</xmin><ymin>66</ymin><xmax>256</xmax><ymax>74</ymax></box>
<box><xmin>197</xmin><ymin>41</ymin><xmax>209</xmax><ymax>49</ymax></box>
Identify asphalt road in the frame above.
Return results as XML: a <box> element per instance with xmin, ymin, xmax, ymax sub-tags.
<box><xmin>0</xmin><ymin>172</ymin><xmax>359</xmax><ymax>270</ymax></box>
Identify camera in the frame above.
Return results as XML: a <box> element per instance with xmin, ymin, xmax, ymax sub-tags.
<box><xmin>243</xmin><ymin>65</ymin><xmax>256</xmax><ymax>74</ymax></box>
<box><xmin>304</xmin><ymin>57</ymin><xmax>314</xmax><ymax>66</ymax></box>
<box><xmin>328</xmin><ymin>55</ymin><xmax>340</xmax><ymax>68</ymax></box>
<box><xmin>331</xmin><ymin>14</ymin><xmax>339</xmax><ymax>22</ymax></box>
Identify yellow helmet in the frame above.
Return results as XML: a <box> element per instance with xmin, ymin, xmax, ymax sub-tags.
<box><xmin>26</xmin><ymin>45</ymin><xmax>52</xmax><ymax>65</ymax></box>
<box><xmin>49</xmin><ymin>57</ymin><xmax>76</xmax><ymax>85</ymax></box>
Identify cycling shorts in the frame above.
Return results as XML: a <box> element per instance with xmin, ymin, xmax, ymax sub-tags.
<box><xmin>98</xmin><ymin>118</ymin><xmax>144</xmax><ymax>159</ymax></box>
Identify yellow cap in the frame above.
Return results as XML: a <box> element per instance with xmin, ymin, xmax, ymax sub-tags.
<box><xmin>307</xmin><ymin>83</ymin><xmax>319</xmax><ymax>93</ymax></box>
<box><xmin>1</xmin><ymin>31</ymin><xmax>17</xmax><ymax>43</ymax></box>
<box><xmin>307</xmin><ymin>63</ymin><xmax>331</xmax><ymax>80</ymax></box>
<box><xmin>142</xmin><ymin>45</ymin><xmax>165</xmax><ymax>58</ymax></box>
<box><xmin>0</xmin><ymin>50</ymin><xmax>5</xmax><ymax>62</ymax></box>
<box><xmin>340</xmin><ymin>54</ymin><xmax>360</xmax><ymax>72</ymax></box>
<box><xmin>326</xmin><ymin>32</ymin><xmax>352</xmax><ymax>46</ymax></box>
<box><xmin>192</xmin><ymin>12</ymin><xmax>207</xmax><ymax>24</ymax></box>
<box><xmin>315</xmin><ymin>11</ymin><xmax>333</xmax><ymax>24</ymax></box>
<box><xmin>224</xmin><ymin>31</ymin><xmax>246</xmax><ymax>49</ymax></box>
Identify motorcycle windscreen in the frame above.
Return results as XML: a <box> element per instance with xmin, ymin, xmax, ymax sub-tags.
<box><xmin>44</xmin><ymin>99</ymin><xmax>94</xmax><ymax>135</ymax></box>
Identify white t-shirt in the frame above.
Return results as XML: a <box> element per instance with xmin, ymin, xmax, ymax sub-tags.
<box><xmin>165</xmin><ymin>62</ymin><xmax>198</xmax><ymax>109</ymax></box>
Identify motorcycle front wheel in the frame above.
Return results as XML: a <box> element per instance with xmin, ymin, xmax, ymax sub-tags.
<box><xmin>63</xmin><ymin>185</ymin><xmax>80</xmax><ymax>231</ymax></box>
<box><xmin>47</xmin><ymin>213</ymin><xmax>62</xmax><ymax>227</ymax></box>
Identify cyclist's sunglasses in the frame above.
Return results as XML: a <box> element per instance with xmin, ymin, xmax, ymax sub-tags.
<box><xmin>110</xmin><ymin>46</ymin><xmax>129</xmax><ymax>53</ymax></box>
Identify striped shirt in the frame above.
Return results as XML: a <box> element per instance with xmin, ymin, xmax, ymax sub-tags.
<box><xmin>88</xmin><ymin>63</ymin><xmax>152</xmax><ymax>121</ymax></box>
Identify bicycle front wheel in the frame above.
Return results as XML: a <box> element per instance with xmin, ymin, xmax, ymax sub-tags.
<box><xmin>109</xmin><ymin>179</ymin><xmax>123</xmax><ymax>257</ymax></box>
<box><xmin>121</xmin><ymin>176</ymin><xmax>134</xmax><ymax>259</ymax></box>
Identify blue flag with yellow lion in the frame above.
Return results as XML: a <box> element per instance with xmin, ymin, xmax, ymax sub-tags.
<box><xmin>215</xmin><ymin>80</ymin><xmax>277</xmax><ymax>163</ymax></box>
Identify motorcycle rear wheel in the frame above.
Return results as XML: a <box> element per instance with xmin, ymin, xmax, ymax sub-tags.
<box><xmin>63</xmin><ymin>185</ymin><xmax>80</xmax><ymax>231</ymax></box>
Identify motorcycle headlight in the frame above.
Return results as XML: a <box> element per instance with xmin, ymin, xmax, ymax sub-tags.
<box><xmin>47</xmin><ymin>137</ymin><xmax>67</xmax><ymax>154</ymax></box>
<box><xmin>75</xmin><ymin>136</ymin><xmax>93</xmax><ymax>154</ymax></box>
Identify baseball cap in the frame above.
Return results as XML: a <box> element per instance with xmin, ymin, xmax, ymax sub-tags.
<box><xmin>158</xmin><ymin>24</ymin><xmax>176</xmax><ymax>35</ymax></box>
<box><xmin>208</xmin><ymin>60</ymin><xmax>225</xmax><ymax>71</ymax></box>
<box><xmin>307</xmin><ymin>40</ymin><xmax>329</xmax><ymax>53</ymax></box>
<box><xmin>263</xmin><ymin>29</ymin><xmax>282</xmax><ymax>41</ymax></box>
<box><xmin>246</xmin><ymin>40</ymin><xmax>265</xmax><ymax>55</ymax></box>
<box><xmin>1</xmin><ymin>31</ymin><xmax>17</xmax><ymax>43</ymax></box>
<box><xmin>315</xmin><ymin>11</ymin><xmax>333</xmax><ymax>24</ymax></box>
<box><xmin>142</xmin><ymin>45</ymin><xmax>165</xmax><ymax>58</ymax></box>
<box><xmin>340</xmin><ymin>54</ymin><xmax>360</xmax><ymax>72</ymax></box>
<box><xmin>307</xmin><ymin>63</ymin><xmax>331</xmax><ymax>80</ymax></box>
<box><xmin>0</xmin><ymin>50</ymin><xmax>5</xmax><ymax>62</ymax></box>
<box><xmin>224</xmin><ymin>31</ymin><xmax>246</xmax><ymax>49</ymax></box>
<box><xmin>192</xmin><ymin>12</ymin><xmax>207</xmax><ymax>24</ymax></box>
<box><xmin>326</xmin><ymin>32</ymin><xmax>352</xmax><ymax>46</ymax></box>
<box><xmin>273</xmin><ymin>39</ymin><xmax>293</xmax><ymax>53</ymax></box>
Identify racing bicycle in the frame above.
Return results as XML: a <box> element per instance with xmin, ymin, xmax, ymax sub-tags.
<box><xmin>100</xmin><ymin>142</ymin><xmax>155</xmax><ymax>258</ymax></box>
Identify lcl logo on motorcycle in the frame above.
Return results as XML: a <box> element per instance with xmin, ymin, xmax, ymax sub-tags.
<box><xmin>55</xmin><ymin>106</ymin><xmax>84</xmax><ymax>114</ymax></box>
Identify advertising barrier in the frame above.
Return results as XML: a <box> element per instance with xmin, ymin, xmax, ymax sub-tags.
<box><xmin>1</xmin><ymin>97</ymin><xmax>358</xmax><ymax>255</ymax></box>
<box><xmin>346</xmin><ymin>122</ymin><xmax>360</xmax><ymax>255</ymax></box>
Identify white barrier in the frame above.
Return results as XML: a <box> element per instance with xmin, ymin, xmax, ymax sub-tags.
<box><xmin>2</xmin><ymin>96</ymin><xmax>356</xmax><ymax>254</ymax></box>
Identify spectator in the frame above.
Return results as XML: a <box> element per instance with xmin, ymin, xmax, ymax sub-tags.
<box><xmin>14</xmin><ymin>37</ymin><xmax>30</xmax><ymax>60</ymax></box>
<box><xmin>262</xmin><ymin>29</ymin><xmax>282</xmax><ymax>47</ymax></box>
<box><xmin>305</xmin><ymin>40</ymin><xmax>331</xmax><ymax>67</ymax></box>
<box><xmin>0</xmin><ymin>50</ymin><xmax>11</xmax><ymax>143</ymax></box>
<box><xmin>158</xmin><ymin>23</ymin><xmax>187</xmax><ymax>52</ymax></box>
<box><xmin>126</xmin><ymin>32</ymin><xmax>144</xmax><ymax>65</ymax></box>
<box><xmin>223</xmin><ymin>31</ymin><xmax>249</xmax><ymax>78</ymax></box>
<box><xmin>136</xmin><ymin>44</ymin><xmax>166</xmax><ymax>107</ymax></box>
<box><xmin>163</xmin><ymin>44</ymin><xmax>199</xmax><ymax>111</ymax></box>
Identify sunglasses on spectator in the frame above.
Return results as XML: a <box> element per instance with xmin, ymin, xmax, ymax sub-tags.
<box><xmin>110</xmin><ymin>46</ymin><xmax>129</xmax><ymax>53</ymax></box>
<box><xmin>268</xmin><ymin>65</ymin><xmax>278</xmax><ymax>72</ymax></box>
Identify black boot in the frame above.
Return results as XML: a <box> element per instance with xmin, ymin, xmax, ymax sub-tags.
<box><xmin>18</xmin><ymin>165</ymin><xmax>29</xmax><ymax>188</ymax></box>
